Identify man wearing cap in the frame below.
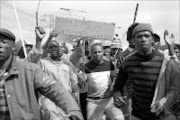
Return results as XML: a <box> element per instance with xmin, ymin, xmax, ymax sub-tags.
<box><xmin>110</xmin><ymin>42</ymin><xmax>122</xmax><ymax>62</ymax></box>
<box><xmin>113</xmin><ymin>23</ymin><xmax>179</xmax><ymax>120</ymax></box>
<box><xmin>117</xmin><ymin>23</ymin><xmax>139</xmax><ymax>69</ymax></box>
<box><xmin>152</xmin><ymin>33</ymin><xmax>161</xmax><ymax>51</ymax></box>
<box><xmin>14</xmin><ymin>39</ymin><xmax>33</xmax><ymax>58</ymax></box>
<box><xmin>115</xmin><ymin>23</ymin><xmax>139</xmax><ymax>120</ymax></box>
<box><xmin>0</xmin><ymin>28</ymin><xmax>84</xmax><ymax>120</ymax></box>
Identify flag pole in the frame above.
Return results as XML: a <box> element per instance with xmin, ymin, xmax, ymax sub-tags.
<box><xmin>36</xmin><ymin>0</ymin><xmax>41</xmax><ymax>27</ymax></box>
<box><xmin>36</xmin><ymin>0</ymin><xmax>45</xmax><ymax>34</ymax></box>
<box><xmin>12</xmin><ymin>0</ymin><xmax>27</xmax><ymax>58</ymax></box>
<box><xmin>133</xmin><ymin>3</ymin><xmax>139</xmax><ymax>24</ymax></box>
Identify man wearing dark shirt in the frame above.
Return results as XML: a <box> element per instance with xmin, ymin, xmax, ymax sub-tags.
<box><xmin>113</xmin><ymin>23</ymin><xmax>179</xmax><ymax>120</ymax></box>
<box><xmin>84</xmin><ymin>43</ymin><xmax>124</xmax><ymax>120</ymax></box>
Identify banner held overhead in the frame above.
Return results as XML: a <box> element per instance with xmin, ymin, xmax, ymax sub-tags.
<box><xmin>55</xmin><ymin>17</ymin><xmax>115</xmax><ymax>40</ymax></box>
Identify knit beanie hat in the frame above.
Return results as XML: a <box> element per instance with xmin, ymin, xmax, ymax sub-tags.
<box><xmin>132</xmin><ymin>23</ymin><xmax>153</xmax><ymax>37</ymax></box>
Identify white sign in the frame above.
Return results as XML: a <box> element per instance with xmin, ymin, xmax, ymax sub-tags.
<box><xmin>55</xmin><ymin>17</ymin><xmax>115</xmax><ymax>40</ymax></box>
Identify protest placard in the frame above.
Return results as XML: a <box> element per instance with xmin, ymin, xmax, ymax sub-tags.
<box><xmin>55</xmin><ymin>17</ymin><xmax>115</xmax><ymax>40</ymax></box>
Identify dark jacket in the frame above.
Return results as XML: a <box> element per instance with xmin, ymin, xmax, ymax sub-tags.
<box><xmin>3</xmin><ymin>56</ymin><xmax>81</xmax><ymax>120</ymax></box>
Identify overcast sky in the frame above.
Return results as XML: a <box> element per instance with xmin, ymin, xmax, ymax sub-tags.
<box><xmin>0</xmin><ymin>0</ymin><xmax>179</xmax><ymax>47</ymax></box>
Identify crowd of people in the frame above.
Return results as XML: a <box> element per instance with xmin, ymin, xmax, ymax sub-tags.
<box><xmin>0</xmin><ymin>22</ymin><xmax>180</xmax><ymax>120</ymax></box>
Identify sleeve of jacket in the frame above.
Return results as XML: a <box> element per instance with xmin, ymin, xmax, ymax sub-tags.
<box><xmin>113</xmin><ymin>64</ymin><xmax>128</xmax><ymax>95</ymax></box>
<box><xmin>25</xmin><ymin>48</ymin><xmax>42</xmax><ymax>64</ymax></box>
<box><xmin>70</xmin><ymin>46</ymin><xmax>83</xmax><ymax>68</ymax></box>
<box><xmin>34</xmin><ymin>66</ymin><xmax>81</xmax><ymax>114</ymax></box>
<box><xmin>165</xmin><ymin>59</ymin><xmax>180</xmax><ymax>107</ymax></box>
<box><xmin>69</xmin><ymin>67</ymin><xmax>81</xmax><ymax>92</ymax></box>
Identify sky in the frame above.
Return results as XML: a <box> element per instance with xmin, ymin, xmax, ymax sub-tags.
<box><xmin>0</xmin><ymin>0</ymin><xmax>179</xmax><ymax>48</ymax></box>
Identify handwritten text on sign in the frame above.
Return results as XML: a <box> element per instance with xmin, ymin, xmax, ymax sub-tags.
<box><xmin>55</xmin><ymin>17</ymin><xmax>115</xmax><ymax>40</ymax></box>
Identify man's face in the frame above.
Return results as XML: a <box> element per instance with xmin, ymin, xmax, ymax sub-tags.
<box><xmin>47</xmin><ymin>41</ymin><xmax>59</xmax><ymax>59</ymax></box>
<box><xmin>128</xmin><ymin>39</ymin><xmax>136</xmax><ymax>49</ymax></box>
<box><xmin>0</xmin><ymin>35</ymin><xmax>15</xmax><ymax>61</ymax></box>
<box><xmin>152</xmin><ymin>41</ymin><xmax>160</xmax><ymax>50</ymax></box>
<box><xmin>25</xmin><ymin>44</ymin><xmax>33</xmax><ymax>55</ymax></box>
<box><xmin>174</xmin><ymin>48</ymin><xmax>180</xmax><ymax>58</ymax></box>
<box><xmin>134</xmin><ymin>31</ymin><xmax>153</xmax><ymax>54</ymax></box>
<box><xmin>111</xmin><ymin>48</ymin><xmax>118</xmax><ymax>56</ymax></box>
<box><xmin>104</xmin><ymin>47</ymin><xmax>111</xmax><ymax>57</ymax></box>
<box><xmin>91</xmin><ymin>45</ymin><xmax>104</xmax><ymax>63</ymax></box>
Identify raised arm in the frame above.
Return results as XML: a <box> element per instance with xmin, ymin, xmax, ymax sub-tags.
<box><xmin>25</xmin><ymin>27</ymin><xmax>45</xmax><ymax>63</ymax></box>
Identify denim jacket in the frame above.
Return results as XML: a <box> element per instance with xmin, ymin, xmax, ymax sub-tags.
<box><xmin>3</xmin><ymin>56</ymin><xmax>81</xmax><ymax>120</ymax></box>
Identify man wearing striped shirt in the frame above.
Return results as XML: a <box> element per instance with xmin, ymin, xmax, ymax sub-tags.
<box><xmin>116</xmin><ymin>23</ymin><xmax>139</xmax><ymax>120</ymax></box>
<box><xmin>113</xmin><ymin>23</ymin><xmax>179</xmax><ymax>120</ymax></box>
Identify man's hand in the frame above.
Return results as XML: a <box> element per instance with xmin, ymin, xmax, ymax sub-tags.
<box><xmin>164</xmin><ymin>30</ymin><xmax>175</xmax><ymax>46</ymax></box>
<box><xmin>77</xmin><ymin>73</ymin><xmax>87</xmax><ymax>83</ymax></box>
<box><xmin>67</xmin><ymin>111</ymin><xmax>84</xmax><ymax>120</ymax></box>
<box><xmin>49</xmin><ymin>30</ymin><xmax>58</xmax><ymax>38</ymax></box>
<box><xmin>35</xmin><ymin>27</ymin><xmax>46</xmax><ymax>51</ymax></box>
<box><xmin>150</xmin><ymin>101</ymin><xmax>164</xmax><ymax>116</ymax></box>
<box><xmin>164</xmin><ymin>30</ymin><xmax>176</xmax><ymax>56</ymax></box>
<box><xmin>77</xmin><ymin>72</ymin><xmax>87</xmax><ymax>89</ymax></box>
<box><xmin>113</xmin><ymin>91</ymin><xmax>127</xmax><ymax>108</ymax></box>
<box><xmin>73</xmin><ymin>37</ymin><xmax>86</xmax><ymax>47</ymax></box>
<box><xmin>35</xmin><ymin>27</ymin><xmax>46</xmax><ymax>41</ymax></box>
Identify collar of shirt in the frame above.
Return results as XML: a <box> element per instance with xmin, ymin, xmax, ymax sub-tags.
<box><xmin>127</xmin><ymin>47</ymin><xmax>134</xmax><ymax>52</ymax></box>
<box><xmin>46</xmin><ymin>56</ymin><xmax>64</xmax><ymax>65</ymax></box>
<box><xmin>1</xmin><ymin>56</ymin><xmax>19</xmax><ymax>81</ymax></box>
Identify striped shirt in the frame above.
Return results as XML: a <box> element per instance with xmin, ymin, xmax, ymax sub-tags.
<box><xmin>117</xmin><ymin>47</ymin><xmax>135</xmax><ymax>67</ymax></box>
<box><xmin>0</xmin><ymin>71</ymin><xmax>10</xmax><ymax>120</ymax></box>
<box><xmin>114</xmin><ymin>50</ymin><xmax>164</xmax><ymax>120</ymax></box>
<box><xmin>117</xmin><ymin>47</ymin><xmax>136</xmax><ymax>98</ymax></box>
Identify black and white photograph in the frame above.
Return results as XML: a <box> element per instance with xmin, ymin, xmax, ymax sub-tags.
<box><xmin>0</xmin><ymin>0</ymin><xmax>180</xmax><ymax>120</ymax></box>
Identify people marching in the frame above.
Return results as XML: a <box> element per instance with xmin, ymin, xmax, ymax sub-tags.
<box><xmin>0</xmin><ymin>7</ymin><xmax>180</xmax><ymax>120</ymax></box>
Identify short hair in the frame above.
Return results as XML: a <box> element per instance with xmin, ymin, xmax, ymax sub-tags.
<box><xmin>90</xmin><ymin>43</ymin><xmax>103</xmax><ymax>53</ymax></box>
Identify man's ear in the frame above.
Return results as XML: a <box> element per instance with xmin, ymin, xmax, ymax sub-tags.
<box><xmin>102</xmin><ymin>50</ymin><xmax>105</xmax><ymax>55</ymax></box>
<box><xmin>152</xmin><ymin>40</ymin><xmax>155</xmax><ymax>45</ymax></box>
<box><xmin>47</xmin><ymin>48</ymin><xmax>50</xmax><ymax>53</ymax></box>
<box><xmin>151</xmin><ymin>36</ymin><xmax>155</xmax><ymax>44</ymax></box>
<box><xmin>11</xmin><ymin>43</ymin><xmax>16</xmax><ymax>52</ymax></box>
<box><xmin>132</xmin><ymin>38</ymin><xmax>135</xmax><ymax>44</ymax></box>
